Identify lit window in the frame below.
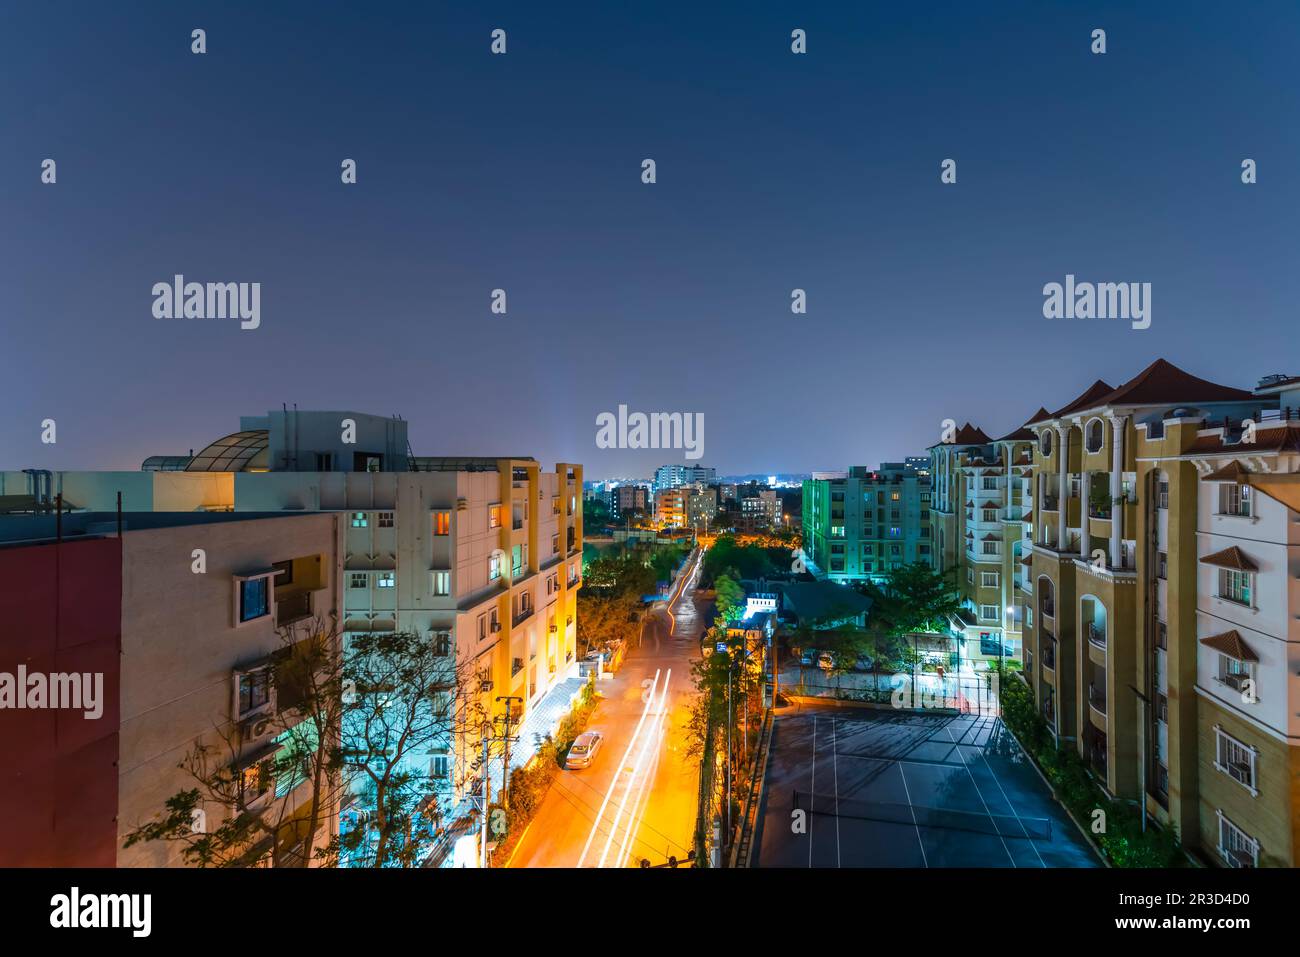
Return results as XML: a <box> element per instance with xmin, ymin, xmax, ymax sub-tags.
<box><xmin>433</xmin><ymin>511</ymin><xmax>451</xmax><ymax>535</ymax></box>
<box><xmin>1220</xmin><ymin>483</ymin><xmax>1252</xmax><ymax>517</ymax></box>
<box><xmin>1218</xmin><ymin>569</ymin><xmax>1252</xmax><ymax>605</ymax></box>
<box><xmin>431</xmin><ymin>571</ymin><xmax>451</xmax><ymax>596</ymax></box>
<box><xmin>377</xmin><ymin>572</ymin><xmax>395</xmax><ymax>589</ymax></box>
<box><xmin>237</xmin><ymin>668</ymin><xmax>271</xmax><ymax>716</ymax></box>
<box><xmin>489</xmin><ymin>505</ymin><xmax>503</xmax><ymax>529</ymax></box>
<box><xmin>351</xmin><ymin>512</ymin><xmax>368</xmax><ymax>528</ymax></box>
<box><xmin>239</xmin><ymin>577</ymin><xmax>270</xmax><ymax>623</ymax></box>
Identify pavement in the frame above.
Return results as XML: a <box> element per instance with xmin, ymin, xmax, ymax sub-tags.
<box><xmin>504</xmin><ymin>550</ymin><xmax>708</xmax><ymax>868</ymax></box>
<box><xmin>752</xmin><ymin>704</ymin><xmax>1101</xmax><ymax>868</ymax></box>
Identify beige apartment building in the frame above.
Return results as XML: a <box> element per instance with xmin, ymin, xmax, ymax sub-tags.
<box><xmin>1</xmin><ymin>410</ymin><xmax>584</xmax><ymax>856</ymax></box>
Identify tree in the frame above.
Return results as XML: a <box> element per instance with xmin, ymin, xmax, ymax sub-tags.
<box><xmin>867</xmin><ymin>562</ymin><xmax>962</xmax><ymax>636</ymax></box>
<box><xmin>713</xmin><ymin>574</ymin><xmax>745</xmax><ymax>623</ymax></box>
<box><xmin>123</xmin><ymin>616</ymin><xmax>348</xmax><ymax>867</ymax></box>
<box><xmin>327</xmin><ymin>629</ymin><xmax>472</xmax><ymax>868</ymax></box>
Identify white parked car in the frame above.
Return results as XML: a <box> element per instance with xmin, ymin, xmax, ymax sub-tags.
<box><xmin>565</xmin><ymin>731</ymin><xmax>604</xmax><ymax>769</ymax></box>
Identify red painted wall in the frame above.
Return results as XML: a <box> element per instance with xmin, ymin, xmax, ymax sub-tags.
<box><xmin>0</xmin><ymin>536</ymin><xmax>121</xmax><ymax>866</ymax></box>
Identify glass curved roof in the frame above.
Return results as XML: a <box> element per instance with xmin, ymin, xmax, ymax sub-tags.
<box><xmin>185</xmin><ymin>430</ymin><xmax>270</xmax><ymax>472</ymax></box>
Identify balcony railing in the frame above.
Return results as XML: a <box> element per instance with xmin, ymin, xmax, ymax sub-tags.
<box><xmin>512</xmin><ymin>606</ymin><xmax>534</xmax><ymax>627</ymax></box>
<box><xmin>1041</xmin><ymin>645</ymin><xmax>1055</xmax><ymax>670</ymax></box>
<box><xmin>1087</xmin><ymin>622</ymin><xmax>1106</xmax><ymax>648</ymax></box>
<box><xmin>1088</xmin><ymin>684</ymin><xmax>1107</xmax><ymax>715</ymax></box>
<box><xmin>1041</xmin><ymin>601</ymin><xmax>1055</xmax><ymax>619</ymax></box>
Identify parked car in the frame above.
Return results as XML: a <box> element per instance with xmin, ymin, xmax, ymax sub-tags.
<box><xmin>799</xmin><ymin>648</ymin><xmax>815</xmax><ymax>666</ymax></box>
<box><xmin>817</xmin><ymin>652</ymin><xmax>835</xmax><ymax>672</ymax></box>
<box><xmin>565</xmin><ymin>731</ymin><xmax>604</xmax><ymax>769</ymax></box>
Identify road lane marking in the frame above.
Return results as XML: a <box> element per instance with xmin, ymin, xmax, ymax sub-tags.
<box><xmin>598</xmin><ymin>669</ymin><xmax>672</xmax><ymax>867</ymax></box>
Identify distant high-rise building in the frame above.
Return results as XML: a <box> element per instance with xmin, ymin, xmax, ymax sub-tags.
<box><xmin>654</xmin><ymin>464</ymin><xmax>716</xmax><ymax>491</ymax></box>
<box><xmin>606</xmin><ymin>483</ymin><xmax>649</xmax><ymax>519</ymax></box>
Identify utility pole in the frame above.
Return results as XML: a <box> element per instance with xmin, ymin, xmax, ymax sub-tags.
<box><xmin>479</xmin><ymin>720</ymin><xmax>490</xmax><ymax>869</ymax></box>
<box><xmin>495</xmin><ymin>694</ymin><xmax>523</xmax><ymax>803</ymax></box>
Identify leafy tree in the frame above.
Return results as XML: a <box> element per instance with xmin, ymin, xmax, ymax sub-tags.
<box><xmin>866</xmin><ymin>562</ymin><xmax>961</xmax><ymax>636</ymax></box>
<box><xmin>124</xmin><ymin>617</ymin><xmax>348</xmax><ymax>867</ymax></box>
<box><xmin>713</xmin><ymin>574</ymin><xmax>745</xmax><ymax>623</ymax></box>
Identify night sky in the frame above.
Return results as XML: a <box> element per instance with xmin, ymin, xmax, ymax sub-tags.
<box><xmin>3</xmin><ymin>2</ymin><xmax>1297</xmax><ymax>478</ymax></box>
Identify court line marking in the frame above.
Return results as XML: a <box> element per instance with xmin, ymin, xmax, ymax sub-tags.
<box><xmin>896</xmin><ymin>762</ymin><xmax>929</xmax><ymax>868</ymax></box>
<box><xmin>941</xmin><ymin>725</ymin><xmax>1016</xmax><ymax>868</ymax></box>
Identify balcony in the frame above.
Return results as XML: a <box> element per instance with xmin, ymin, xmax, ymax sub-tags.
<box><xmin>512</xmin><ymin>657</ymin><xmax>524</xmax><ymax>677</ymax></box>
<box><xmin>1041</xmin><ymin>644</ymin><xmax>1055</xmax><ymax>671</ymax></box>
<box><xmin>512</xmin><ymin>606</ymin><xmax>535</xmax><ymax>627</ymax></box>
<box><xmin>1088</xmin><ymin>683</ymin><xmax>1107</xmax><ymax>716</ymax></box>
<box><xmin>1087</xmin><ymin>622</ymin><xmax>1106</xmax><ymax>649</ymax></box>
<box><xmin>276</xmin><ymin>590</ymin><xmax>313</xmax><ymax>625</ymax></box>
<box><xmin>1041</xmin><ymin>601</ymin><xmax>1055</xmax><ymax>619</ymax></box>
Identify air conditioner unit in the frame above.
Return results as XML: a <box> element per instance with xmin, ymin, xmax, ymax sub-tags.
<box><xmin>241</xmin><ymin>713</ymin><xmax>276</xmax><ymax>745</ymax></box>
<box><xmin>490</xmin><ymin>622</ymin><xmax>501</xmax><ymax>634</ymax></box>
<box><xmin>456</xmin><ymin>497</ymin><xmax>468</xmax><ymax>511</ymax></box>
<box><xmin>1228</xmin><ymin>762</ymin><xmax>1252</xmax><ymax>784</ymax></box>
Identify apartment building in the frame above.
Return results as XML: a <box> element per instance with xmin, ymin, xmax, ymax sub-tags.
<box><xmin>975</xmin><ymin>357</ymin><xmax>1300</xmax><ymax>868</ymax></box>
<box><xmin>1181</xmin><ymin>379</ymin><xmax>1300</xmax><ymax>867</ymax></box>
<box><xmin>685</xmin><ymin>485</ymin><xmax>719</xmax><ymax>530</ymax></box>
<box><xmin>606</xmin><ymin>483</ymin><xmax>649</xmax><ymax>520</ymax></box>
<box><xmin>1</xmin><ymin>409</ymin><xmax>584</xmax><ymax>830</ymax></box>
<box><xmin>653</xmin><ymin>464</ymin><xmax>716</xmax><ymax>491</ymax></box>
<box><xmin>0</xmin><ymin>510</ymin><xmax>341</xmax><ymax>867</ymax></box>
<box><xmin>654</xmin><ymin>486</ymin><xmax>688</xmax><ymax>529</ymax></box>
<box><xmin>927</xmin><ymin>423</ymin><xmax>1037</xmax><ymax>664</ymax></box>
<box><xmin>738</xmin><ymin>487</ymin><xmax>782</xmax><ymax>531</ymax></box>
<box><xmin>802</xmin><ymin>461</ymin><xmax>931</xmax><ymax>585</ymax></box>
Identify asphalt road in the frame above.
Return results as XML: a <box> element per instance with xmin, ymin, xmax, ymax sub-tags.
<box><xmin>505</xmin><ymin>550</ymin><xmax>710</xmax><ymax>868</ymax></box>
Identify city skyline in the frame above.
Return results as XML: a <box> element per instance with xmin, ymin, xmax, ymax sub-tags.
<box><xmin>5</xmin><ymin>2</ymin><xmax>1299</xmax><ymax>476</ymax></box>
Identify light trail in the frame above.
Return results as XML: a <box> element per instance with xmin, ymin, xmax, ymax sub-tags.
<box><xmin>597</xmin><ymin>668</ymin><xmax>671</xmax><ymax>868</ymax></box>
<box><xmin>616</xmin><ymin>689</ymin><xmax>672</xmax><ymax>867</ymax></box>
<box><xmin>575</xmin><ymin>668</ymin><xmax>661</xmax><ymax>868</ymax></box>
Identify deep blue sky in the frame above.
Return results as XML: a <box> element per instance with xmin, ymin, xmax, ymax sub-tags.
<box><xmin>3</xmin><ymin>2</ymin><xmax>1297</xmax><ymax>478</ymax></box>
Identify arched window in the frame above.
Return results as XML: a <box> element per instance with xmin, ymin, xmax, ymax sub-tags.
<box><xmin>1040</xmin><ymin>430</ymin><xmax>1054</xmax><ymax>457</ymax></box>
<box><xmin>1085</xmin><ymin>418</ymin><xmax>1105</xmax><ymax>454</ymax></box>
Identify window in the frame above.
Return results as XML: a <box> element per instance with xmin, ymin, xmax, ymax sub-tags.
<box><xmin>1217</xmin><ymin>654</ymin><xmax>1257</xmax><ymax>698</ymax></box>
<box><xmin>431</xmin><ymin>754</ymin><xmax>450</xmax><ymax>779</ymax></box>
<box><xmin>981</xmin><ymin>571</ymin><xmax>999</xmax><ymax>588</ymax></box>
<box><xmin>1218</xmin><ymin>813</ymin><xmax>1259</xmax><ymax>868</ymax></box>
<box><xmin>552</xmin><ymin>533</ymin><xmax>559</xmax><ymax>555</ymax></box>
<box><xmin>350</xmin><ymin>512</ymin><xmax>368</xmax><ymax>528</ymax></box>
<box><xmin>349</xmin><ymin>572</ymin><xmax>368</xmax><ymax>589</ymax></box>
<box><xmin>377</xmin><ymin>572</ymin><xmax>395</xmax><ymax>589</ymax></box>
<box><xmin>1040</xmin><ymin>431</ymin><xmax>1053</xmax><ymax>457</ymax></box>
<box><xmin>891</xmin><ymin>491</ymin><xmax>901</xmax><ymax>501</ymax></box>
<box><xmin>488</xmin><ymin>504</ymin><xmax>503</xmax><ymax>529</ymax></box>
<box><xmin>830</xmin><ymin>525</ymin><xmax>845</xmax><ymax>538</ymax></box>
<box><xmin>1220</xmin><ymin>483</ymin><xmax>1252</xmax><ymax>517</ymax></box>
<box><xmin>315</xmin><ymin>452</ymin><xmax>334</xmax><ymax>471</ymax></box>
<box><xmin>982</xmin><ymin>507</ymin><xmax>998</xmax><ymax>522</ymax></box>
<box><xmin>862</xmin><ymin>543</ymin><xmax>874</xmax><ymax>556</ymax></box>
<box><xmin>980</xmin><ymin>605</ymin><xmax>999</xmax><ymax>621</ymax></box>
<box><xmin>239</xmin><ymin>577</ymin><xmax>270</xmax><ymax>623</ymax></box>
<box><xmin>237</xmin><ymin>668</ymin><xmax>271</xmax><ymax>717</ymax></box>
<box><xmin>433</xmin><ymin>511</ymin><xmax>451</xmax><ymax>535</ymax></box>
<box><xmin>477</xmin><ymin>614</ymin><xmax>487</xmax><ymax>641</ymax></box>
<box><xmin>432</xmin><ymin>630</ymin><xmax>451</xmax><ymax>657</ymax></box>
<box><xmin>982</xmin><ymin>541</ymin><xmax>999</xmax><ymax>555</ymax></box>
<box><xmin>1214</xmin><ymin>727</ymin><xmax>1258</xmax><ymax>794</ymax></box>
<box><xmin>1157</xmin><ymin>480</ymin><xmax>1169</xmax><ymax>509</ymax></box>
<box><xmin>967</xmin><ymin>568</ymin><xmax>975</xmax><ymax>585</ymax></box>
<box><xmin>1156</xmin><ymin>620</ymin><xmax>1167</xmax><ymax>650</ymax></box>
<box><xmin>889</xmin><ymin>544</ymin><xmax>900</xmax><ymax>556</ymax></box>
<box><xmin>272</xmin><ymin>560</ymin><xmax>293</xmax><ymax>588</ymax></box>
<box><xmin>982</xmin><ymin>477</ymin><xmax>997</xmax><ymax>491</ymax></box>
<box><xmin>1085</xmin><ymin>419</ymin><xmax>1104</xmax><ymax>454</ymax></box>
<box><xmin>511</xmin><ymin>544</ymin><xmax>526</xmax><ymax>578</ymax></box>
<box><xmin>237</xmin><ymin>758</ymin><xmax>274</xmax><ymax>809</ymax></box>
<box><xmin>431</xmin><ymin>571</ymin><xmax>450</xmax><ymax>596</ymax></box>
<box><xmin>489</xmin><ymin>552</ymin><xmax>503</xmax><ymax>581</ymax></box>
<box><xmin>1218</xmin><ymin>569</ymin><xmax>1252</xmax><ymax>606</ymax></box>
<box><xmin>377</xmin><ymin>511</ymin><xmax>394</xmax><ymax>528</ymax></box>
<box><xmin>1157</xmin><ymin>551</ymin><xmax>1167</xmax><ymax>580</ymax></box>
<box><xmin>889</xmin><ymin>527</ymin><xmax>902</xmax><ymax>538</ymax></box>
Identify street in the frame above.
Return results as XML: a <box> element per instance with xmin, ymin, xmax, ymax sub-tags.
<box><xmin>505</xmin><ymin>549</ymin><xmax>710</xmax><ymax>868</ymax></box>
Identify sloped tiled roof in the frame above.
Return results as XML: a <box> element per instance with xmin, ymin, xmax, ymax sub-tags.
<box><xmin>1099</xmin><ymin>358</ymin><xmax>1254</xmax><ymax>407</ymax></box>
<box><xmin>1199</xmin><ymin>545</ymin><xmax>1258</xmax><ymax>571</ymax></box>
<box><xmin>1201</xmin><ymin>460</ymin><xmax>1252</xmax><ymax>482</ymax></box>
<box><xmin>1049</xmin><ymin>380</ymin><xmax>1116</xmax><ymax>419</ymax></box>
<box><xmin>954</xmin><ymin>422</ymin><xmax>992</xmax><ymax>444</ymax></box>
<box><xmin>1199</xmin><ymin>629</ymin><xmax>1258</xmax><ymax>662</ymax></box>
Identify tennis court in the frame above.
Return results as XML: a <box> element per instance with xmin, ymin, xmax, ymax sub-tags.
<box><xmin>752</xmin><ymin>706</ymin><xmax>1100</xmax><ymax>868</ymax></box>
